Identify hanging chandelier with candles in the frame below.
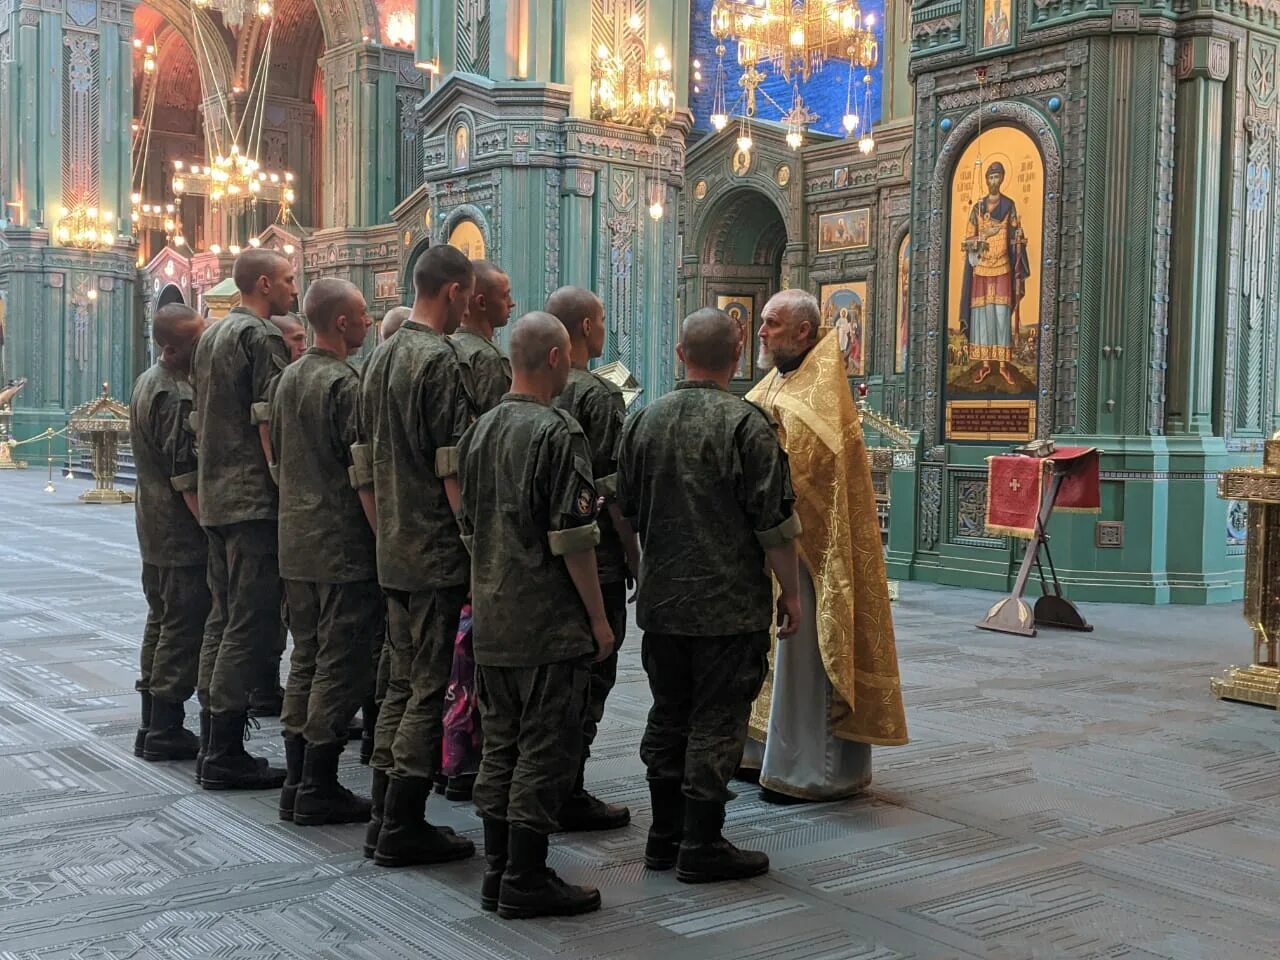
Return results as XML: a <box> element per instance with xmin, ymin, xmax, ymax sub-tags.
<box><xmin>590</xmin><ymin>12</ymin><xmax>676</xmax><ymax>138</ymax></box>
<box><xmin>707</xmin><ymin>0</ymin><xmax>880</xmax><ymax>154</ymax></box>
<box><xmin>191</xmin><ymin>0</ymin><xmax>273</xmax><ymax>30</ymax></box>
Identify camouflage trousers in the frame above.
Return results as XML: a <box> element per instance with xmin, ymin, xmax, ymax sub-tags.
<box><xmin>473</xmin><ymin>657</ymin><xmax>591</xmax><ymax>834</ymax></box>
<box><xmin>199</xmin><ymin>520</ymin><xmax>283</xmax><ymax>716</ymax></box>
<box><xmin>579</xmin><ymin>580</ymin><xmax>628</xmax><ymax>764</ymax></box>
<box><xmin>139</xmin><ymin>563</ymin><xmax>211</xmax><ymax>702</ymax></box>
<box><xmin>639</xmin><ymin>631</ymin><xmax>770</xmax><ymax>803</ymax></box>
<box><xmin>281</xmin><ymin>579</ymin><xmax>383</xmax><ymax>746</ymax></box>
<box><xmin>371</xmin><ymin>585</ymin><xmax>467</xmax><ymax>780</ymax></box>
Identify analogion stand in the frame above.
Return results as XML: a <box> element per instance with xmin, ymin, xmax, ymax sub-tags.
<box><xmin>978</xmin><ymin>447</ymin><xmax>1099</xmax><ymax>638</ymax></box>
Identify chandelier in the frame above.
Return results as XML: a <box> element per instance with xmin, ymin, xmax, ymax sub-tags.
<box><xmin>55</xmin><ymin>205</ymin><xmax>117</xmax><ymax>249</ymax></box>
<box><xmin>590</xmin><ymin>13</ymin><xmax>676</xmax><ymax>138</ymax></box>
<box><xmin>708</xmin><ymin>0</ymin><xmax>879</xmax><ymax>152</ymax></box>
<box><xmin>191</xmin><ymin>0</ymin><xmax>272</xmax><ymax>30</ymax></box>
<box><xmin>171</xmin><ymin>150</ymin><xmax>296</xmax><ymax>217</ymax></box>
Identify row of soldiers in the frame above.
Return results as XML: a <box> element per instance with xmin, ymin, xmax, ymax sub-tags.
<box><xmin>129</xmin><ymin>245</ymin><xmax>803</xmax><ymax>919</ymax></box>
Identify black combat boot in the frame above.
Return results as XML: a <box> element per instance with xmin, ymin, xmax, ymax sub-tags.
<box><xmin>373</xmin><ymin>776</ymin><xmax>474</xmax><ymax>867</ymax></box>
<box><xmin>364</xmin><ymin>768</ymin><xmax>389</xmax><ymax>858</ymax></box>
<box><xmin>134</xmin><ymin>690</ymin><xmax>153</xmax><ymax>758</ymax></box>
<box><xmin>359</xmin><ymin>698</ymin><xmax>378</xmax><ymax>765</ymax></box>
<box><xmin>675</xmin><ymin>798</ymin><xmax>768</xmax><ymax>884</ymax></box>
<box><xmin>194</xmin><ymin>708</ymin><xmax>211</xmax><ymax>784</ymax></box>
<box><xmin>200</xmin><ymin>712</ymin><xmax>287</xmax><ymax>791</ymax></box>
<box><xmin>142</xmin><ymin>698</ymin><xmax>200</xmax><ymax>761</ymax></box>
<box><xmin>480</xmin><ymin>818</ymin><xmax>509</xmax><ymax>912</ymax></box>
<box><xmin>278</xmin><ymin>735</ymin><xmax>305</xmax><ymax>821</ymax></box>
<box><xmin>294</xmin><ymin>743</ymin><xmax>372</xmax><ymax>826</ymax></box>
<box><xmin>445</xmin><ymin>773</ymin><xmax>476</xmax><ymax>801</ymax></box>
<box><xmin>557</xmin><ymin>764</ymin><xmax>630</xmax><ymax>832</ymax></box>
<box><xmin>497</xmin><ymin>825</ymin><xmax>601</xmax><ymax>920</ymax></box>
<box><xmin>644</xmin><ymin>780</ymin><xmax>685</xmax><ymax>871</ymax></box>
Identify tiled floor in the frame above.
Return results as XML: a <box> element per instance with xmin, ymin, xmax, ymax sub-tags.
<box><xmin>1</xmin><ymin>470</ymin><xmax>1278</xmax><ymax>959</ymax></box>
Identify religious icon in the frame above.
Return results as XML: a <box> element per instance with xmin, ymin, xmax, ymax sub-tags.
<box><xmin>732</xmin><ymin>147</ymin><xmax>752</xmax><ymax>177</ymax></box>
<box><xmin>716</xmin><ymin>294</ymin><xmax>754</xmax><ymax>380</ymax></box>
<box><xmin>817</xmin><ymin>208</ymin><xmax>870</xmax><ymax>253</ymax></box>
<box><xmin>694</xmin><ymin>179</ymin><xmax>708</xmax><ymax>200</ymax></box>
<box><xmin>776</xmin><ymin>164</ymin><xmax>791</xmax><ymax>187</ymax></box>
<box><xmin>819</xmin><ymin>281</ymin><xmax>869</xmax><ymax>377</ymax></box>
<box><xmin>895</xmin><ymin>234</ymin><xmax>910</xmax><ymax>374</ymax></box>
<box><xmin>945</xmin><ymin>125</ymin><xmax>1043</xmax><ymax>441</ymax></box>
<box><xmin>834</xmin><ymin>167</ymin><xmax>850</xmax><ymax>189</ymax></box>
<box><xmin>982</xmin><ymin>0</ymin><xmax>1012</xmax><ymax>48</ymax></box>
<box><xmin>454</xmin><ymin>124</ymin><xmax>469</xmax><ymax>170</ymax></box>
<box><xmin>447</xmin><ymin>219</ymin><xmax>486</xmax><ymax>260</ymax></box>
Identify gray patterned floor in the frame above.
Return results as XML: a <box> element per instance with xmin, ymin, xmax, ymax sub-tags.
<box><xmin>1</xmin><ymin>470</ymin><xmax>1278</xmax><ymax>960</ymax></box>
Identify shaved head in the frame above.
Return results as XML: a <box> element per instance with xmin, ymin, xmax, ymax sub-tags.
<box><xmin>271</xmin><ymin>312</ymin><xmax>307</xmax><ymax>361</ymax></box>
<box><xmin>153</xmin><ymin>303</ymin><xmax>201</xmax><ymax>349</ymax></box>
<box><xmin>302</xmin><ymin>277</ymin><xmax>361</xmax><ymax>333</ymax></box>
<box><xmin>544</xmin><ymin>285</ymin><xmax>603</xmax><ymax>342</ymax></box>
<box><xmin>509</xmin><ymin>311</ymin><xmax>570</xmax><ymax>373</ymax></box>
<box><xmin>232</xmin><ymin>249</ymin><xmax>290</xmax><ymax>296</ymax></box>
<box><xmin>472</xmin><ymin>260</ymin><xmax>506</xmax><ymax>296</ymax></box>
<box><xmin>381</xmin><ymin>306</ymin><xmax>410</xmax><ymax>340</ymax></box>
<box><xmin>680</xmin><ymin>308</ymin><xmax>741</xmax><ymax>373</ymax></box>
<box><xmin>153</xmin><ymin>303</ymin><xmax>204</xmax><ymax>372</ymax></box>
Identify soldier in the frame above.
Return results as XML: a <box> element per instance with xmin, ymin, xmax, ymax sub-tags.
<box><xmin>379</xmin><ymin>306</ymin><xmax>410</xmax><ymax>342</ymax></box>
<box><xmin>617</xmin><ymin>307</ymin><xmax>802</xmax><ymax>883</ymax></box>
<box><xmin>191</xmin><ymin>248</ymin><xmax>296</xmax><ymax>791</ymax></box>
<box><xmin>544</xmin><ymin>285</ymin><xmax>638</xmax><ymax>831</ymax></box>
<box><xmin>272</xmin><ymin>312</ymin><xmax>307</xmax><ymax>363</ymax></box>
<box><xmin>270</xmin><ymin>278</ymin><xmax>381</xmax><ymax>825</ymax></box>
<box><xmin>247</xmin><ymin>311</ymin><xmax>307</xmax><ymax>723</ymax></box>
<box><xmin>353</xmin><ymin>245</ymin><xmax>475</xmax><ymax>866</ymax></box>
<box><xmin>129</xmin><ymin>304</ymin><xmax>210</xmax><ymax>762</ymax></box>
<box><xmin>457</xmin><ymin>311</ymin><xmax>614</xmax><ymax>919</ymax></box>
<box><xmin>441</xmin><ymin>259</ymin><xmax>515</xmax><ymax>801</ymax></box>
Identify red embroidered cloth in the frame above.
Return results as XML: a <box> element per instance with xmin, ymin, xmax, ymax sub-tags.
<box><xmin>985</xmin><ymin>455</ymin><xmax>1045</xmax><ymax>539</ymax></box>
<box><xmin>985</xmin><ymin>447</ymin><xmax>1101</xmax><ymax>539</ymax></box>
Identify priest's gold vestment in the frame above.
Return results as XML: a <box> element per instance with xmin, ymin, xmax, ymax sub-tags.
<box><xmin>746</xmin><ymin>332</ymin><xmax>909</xmax><ymax>746</ymax></box>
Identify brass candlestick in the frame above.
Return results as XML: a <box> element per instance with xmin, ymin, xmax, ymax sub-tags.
<box><xmin>68</xmin><ymin>383</ymin><xmax>133</xmax><ymax>505</ymax></box>
<box><xmin>1212</xmin><ymin>431</ymin><xmax>1280</xmax><ymax>709</ymax></box>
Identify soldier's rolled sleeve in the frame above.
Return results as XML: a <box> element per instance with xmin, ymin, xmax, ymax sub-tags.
<box><xmin>755</xmin><ymin>511</ymin><xmax>802</xmax><ymax>548</ymax></box>
<box><xmin>161</xmin><ymin>393</ymin><xmax>199</xmax><ymax>490</ymax></box>
<box><xmin>738</xmin><ymin>414</ymin><xmax>798</xmax><ymax>539</ymax></box>
<box><xmin>349</xmin><ymin>443</ymin><xmax>373</xmax><ymax>488</ymax></box>
<box><xmin>417</xmin><ymin>355</ymin><xmax>470</xmax><ymax>478</ymax></box>
<box><xmin>171</xmin><ymin>471</ymin><xmax>199</xmax><ymax>493</ymax></box>
<box><xmin>545</xmin><ymin>425</ymin><xmax>600</xmax><ymax>558</ymax></box>
<box><xmin>248</xmin><ymin>328</ymin><xmax>288</xmax><ymax>424</ymax></box>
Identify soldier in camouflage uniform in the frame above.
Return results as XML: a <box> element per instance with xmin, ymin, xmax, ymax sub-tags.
<box><xmin>271</xmin><ymin>278</ymin><xmax>383</xmax><ymax>826</ymax></box>
<box><xmin>617</xmin><ymin>307</ymin><xmax>803</xmax><ymax>884</ymax></box>
<box><xmin>190</xmin><ymin>249</ymin><xmax>296</xmax><ymax>791</ymax></box>
<box><xmin>545</xmin><ymin>285</ymin><xmax>639</xmax><ymax>832</ymax></box>
<box><xmin>129</xmin><ymin>304</ymin><xmax>210</xmax><ymax>763</ymax></box>
<box><xmin>442</xmin><ymin>260</ymin><xmax>514</xmax><ymax>800</ymax></box>
<box><xmin>352</xmin><ymin>245</ymin><xmax>476</xmax><ymax>867</ymax></box>
<box><xmin>457</xmin><ymin>312</ymin><xmax>615</xmax><ymax>919</ymax></box>
<box><xmin>355</xmin><ymin>304</ymin><xmax>413</xmax><ymax>769</ymax></box>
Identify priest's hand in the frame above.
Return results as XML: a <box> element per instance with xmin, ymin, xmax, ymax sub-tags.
<box><xmin>776</xmin><ymin>591</ymin><xmax>801</xmax><ymax>638</ymax></box>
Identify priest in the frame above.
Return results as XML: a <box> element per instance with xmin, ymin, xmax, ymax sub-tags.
<box><xmin>741</xmin><ymin>289</ymin><xmax>908</xmax><ymax>802</ymax></box>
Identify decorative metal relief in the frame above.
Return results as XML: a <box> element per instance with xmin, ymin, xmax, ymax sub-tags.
<box><xmin>456</xmin><ymin>0</ymin><xmax>490</xmax><ymax>75</ymax></box>
<box><xmin>62</xmin><ymin>33</ymin><xmax>101</xmax><ymax>207</ymax></box>
<box><xmin>919</xmin><ymin>465</ymin><xmax>942</xmax><ymax>550</ymax></box>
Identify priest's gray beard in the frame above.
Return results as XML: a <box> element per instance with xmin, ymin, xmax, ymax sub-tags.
<box><xmin>757</xmin><ymin>344</ymin><xmax>775</xmax><ymax>372</ymax></box>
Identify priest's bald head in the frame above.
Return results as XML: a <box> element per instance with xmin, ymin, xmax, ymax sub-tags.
<box><xmin>509</xmin><ymin>310</ymin><xmax>572</xmax><ymax>400</ymax></box>
<box><xmin>759</xmin><ymin>289</ymin><xmax>821</xmax><ymax>372</ymax></box>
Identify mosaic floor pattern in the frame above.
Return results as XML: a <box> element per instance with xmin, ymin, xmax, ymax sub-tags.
<box><xmin>1</xmin><ymin>470</ymin><xmax>1278</xmax><ymax>959</ymax></box>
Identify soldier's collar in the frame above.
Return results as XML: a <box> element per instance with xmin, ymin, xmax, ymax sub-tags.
<box><xmin>675</xmin><ymin>380</ymin><xmax>725</xmax><ymax>392</ymax></box>
<box><xmin>502</xmin><ymin>392</ymin><xmax>545</xmax><ymax>405</ymax></box>
<box><xmin>401</xmin><ymin>319</ymin><xmax>443</xmax><ymax>336</ymax></box>
<box><xmin>304</xmin><ymin>346</ymin><xmax>342</xmax><ymax>360</ymax></box>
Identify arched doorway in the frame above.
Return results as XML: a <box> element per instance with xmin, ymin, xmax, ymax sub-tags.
<box><xmin>694</xmin><ymin>187</ymin><xmax>788</xmax><ymax>394</ymax></box>
<box><xmin>156</xmin><ymin>283</ymin><xmax>185</xmax><ymax>308</ymax></box>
